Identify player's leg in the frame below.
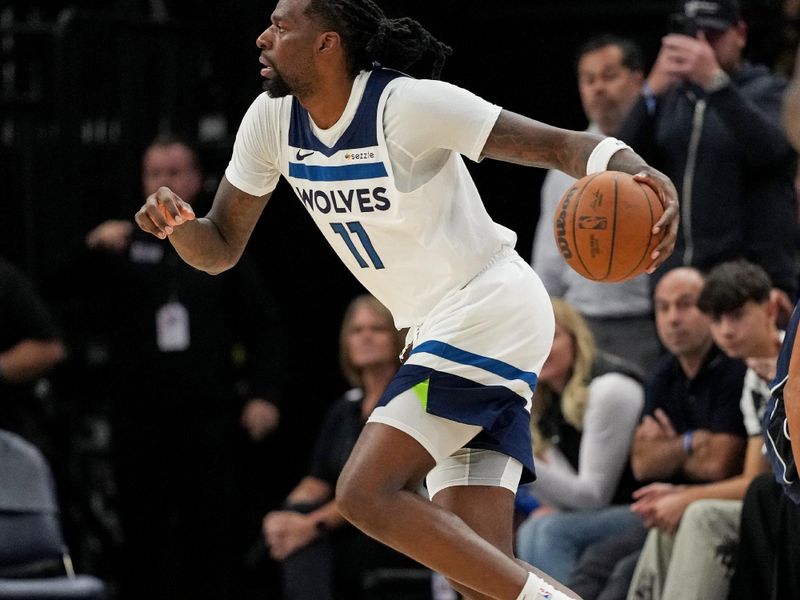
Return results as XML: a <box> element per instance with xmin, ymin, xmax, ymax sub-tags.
<box><xmin>337</xmin><ymin>254</ymin><xmax>561</xmax><ymax>598</ymax></box>
<box><xmin>336</xmin><ymin>414</ymin><xmax>574</xmax><ymax>600</ymax></box>
<box><xmin>336</xmin><ymin>420</ymin><xmax>530</xmax><ymax>599</ymax></box>
<box><xmin>428</xmin><ymin>451</ymin><xmax>584</xmax><ymax>600</ymax></box>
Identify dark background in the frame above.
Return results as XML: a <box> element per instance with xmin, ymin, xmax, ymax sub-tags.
<box><xmin>1</xmin><ymin>0</ymin><xmax>795</xmax><ymax>589</ymax></box>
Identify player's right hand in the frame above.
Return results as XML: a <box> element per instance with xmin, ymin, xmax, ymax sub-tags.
<box><xmin>134</xmin><ymin>186</ymin><xmax>196</xmax><ymax>239</ymax></box>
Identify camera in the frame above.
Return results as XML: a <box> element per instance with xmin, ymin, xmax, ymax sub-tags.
<box><xmin>668</xmin><ymin>13</ymin><xmax>698</xmax><ymax>36</ymax></box>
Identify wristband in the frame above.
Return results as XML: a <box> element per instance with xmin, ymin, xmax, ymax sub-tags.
<box><xmin>586</xmin><ymin>137</ymin><xmax>631</xmax><ymax>174</ymax></box>
<box><xmin>683</xmin><ymin>430</ymin><xmax>694</xmax><ymax>455</ymax></box>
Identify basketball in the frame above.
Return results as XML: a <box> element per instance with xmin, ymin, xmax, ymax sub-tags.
<box><xmin>553</xmin><ymin>171</ymin><xmax>664</xmax><ymax>282</ymax></box>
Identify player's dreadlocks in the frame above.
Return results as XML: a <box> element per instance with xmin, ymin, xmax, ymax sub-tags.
<box><xmin>305</xmin><ymin>0</ymin><xmax>452</xmax><ymax>79</ymax></box>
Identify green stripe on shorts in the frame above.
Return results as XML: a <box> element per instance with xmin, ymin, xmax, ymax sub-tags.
<box><xmin>413</xmin><ymin>378</ymin><xmax>430</xmax><ymax>411</ymax></box>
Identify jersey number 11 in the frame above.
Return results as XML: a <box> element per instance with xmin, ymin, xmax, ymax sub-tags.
<box><xmin>331</xmin><ymin>221</ymin><xmax>385</xmax><ymax>270</ymax></box>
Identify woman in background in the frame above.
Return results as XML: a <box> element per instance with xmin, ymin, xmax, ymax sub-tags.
<box><xmin>516</xmin><ymin>298</ymin><xmax>644</xmax><ymax>582</ymax></box>
<box><xmin>262</xmin><ymin>294</ymin><xmax>423</xmax><ymax>600</ymax></box>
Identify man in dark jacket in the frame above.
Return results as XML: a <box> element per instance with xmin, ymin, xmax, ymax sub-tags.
<box><xmin>618</xmin><ymin>0</ymin><xmax>798</xmax><ymax>309</ymax></box>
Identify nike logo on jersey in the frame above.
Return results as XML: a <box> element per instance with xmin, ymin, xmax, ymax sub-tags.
<box><xmin>295</xmin><ymin>149</ymin><xmax>315</xmax><ymax>161</ymax></box>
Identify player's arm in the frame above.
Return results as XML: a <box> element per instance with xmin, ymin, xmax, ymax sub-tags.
<box><xmin>482</xmin><ymin>109</ymin><xmax>679</xmax><ymax>268</ymax></box>
<box><xmin>481</xmin><ymin>110</ymin><xmax>603</xmax><ymax>177</ymax></box>
<box><xmin>784</xmin><ymin>330</ymin><xmax>800</xmax><ymax>469</ymax></box>
<box><xmin>482</xmin><ymin>109</ymin><xmax>667</xmax><ymax>181</ymax></box>
<box><xmin>135</xmin><ymin>176</ymin><xmax>270</xmax><ymax>275</ymax></box>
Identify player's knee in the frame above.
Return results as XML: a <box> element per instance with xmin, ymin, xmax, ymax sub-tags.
<box><xmin>335</xmin><ymin>467</ymin><xmax>375</xmax><ymax>528</ymax></box>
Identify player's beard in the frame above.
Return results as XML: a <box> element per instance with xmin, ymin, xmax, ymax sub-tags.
<box><xmin>262</xmin><ymin>61</ymin><xmax>313</xmax><ymax>99</ymax></box>
<box><xmin>263</xmin><ymin>72</ymin><xmax>293</xmax><ymax>98</ymax></box>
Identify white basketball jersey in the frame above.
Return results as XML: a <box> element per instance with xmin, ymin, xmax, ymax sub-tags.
<box><xmin>229</xmin><ymin>68</ymin><xmax>517</xmax><ymax>328</ymax></box>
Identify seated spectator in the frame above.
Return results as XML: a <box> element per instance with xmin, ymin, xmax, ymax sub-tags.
<box><xmin>0</xmin><ymin>255</ymin><xmax>66</xmax><ymax>453</ymax></box>
<box><xmin>567</xmin><ymin>267</ymin><xmax>748</xmax><ymax>600</ymax></box>
<box><xmin>515</xmin><ymin>298</ymin><xmax>644</xmax><ymax>582</ymax></box>
<box><xmin>262</xmin><ymin>294</ymin><xmax>424</xmax><ymax>600</ymax></box>
<box><xmin>626</xmin><ymin>259</ymin><xmax>779</xmax><ymax>600</ymax></box>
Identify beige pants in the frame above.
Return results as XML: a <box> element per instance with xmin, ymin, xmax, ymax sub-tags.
<box><xmin>626</xmin><ymin>499</ymin><xmax>742</xmax><ymax>600</ymax></box>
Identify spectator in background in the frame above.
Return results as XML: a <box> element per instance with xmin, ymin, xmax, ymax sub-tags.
<box><xmin>618</xmin><ymin>0</ymin><xmax>798</xmax><ymax>316</ymax></box>
<box><xmin>0</xmin><ymin>256</ymin><xmax>66</xmax><ymax>453</ymax></box>
<box><xmin>263</xmin><ymin>294</ymin><xmax>425</xmax><ymax>600</ymax></box>
<box><xmin>532</xmin><ymin>34</ymin><xmax>660</xmax><ymax>375</ymax></box>
<box><xmin>567</xmin><ymin>266</ymin><xmax>747</xmax><ymax>600</ymax></box>
<box><xmin>82</xmin><ymin>135</ymin><xmax>285</xmax><ymax>600</ymax></box>
<box><xmin>515</xmin><ymin>298</ymin><xmax>644</xmax><ymax>582</ymax></box>
<box><xmin>626</xmin><ymin>260</ymin><xmax>778</xmax><ymax>600</ymax></box>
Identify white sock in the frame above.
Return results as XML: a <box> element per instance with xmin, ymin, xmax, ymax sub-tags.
<box><xmin>515</xmin><ymin>572</ymin><xmax>578</xmax><ymax>600</ymax></box>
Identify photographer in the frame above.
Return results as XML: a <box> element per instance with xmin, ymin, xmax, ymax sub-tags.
<box><xmin>618</xmin><ymin>0</ymin><xmax>798</xmax><ymax>317</ymax></box>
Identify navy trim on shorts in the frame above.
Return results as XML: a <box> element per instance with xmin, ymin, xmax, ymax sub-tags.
<box><xmin>410</xmin><ymin>340</ymin><xmax>538</xmax><ymax>394</ymax></box>
<box><xmin>379</xmin><ymin>363</ymin><xmax>537</xmax><ymax>483</ymax></box>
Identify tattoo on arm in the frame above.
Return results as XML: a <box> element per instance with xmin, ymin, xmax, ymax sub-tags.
<box><xmin>482</xmin><ymin>110</ymin><xmax>605</xmax><ymax>178</ymax></box>
<box><xmin>482</xmin><ymin>109</ymin><xmax>659</xmax><ymax>181</ymax></box>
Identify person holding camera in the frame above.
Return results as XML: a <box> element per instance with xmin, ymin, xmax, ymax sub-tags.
<box><xmin>618</xmin><ymin>0</ymin><xmax>798</xmax><ymax>319</ymax></box>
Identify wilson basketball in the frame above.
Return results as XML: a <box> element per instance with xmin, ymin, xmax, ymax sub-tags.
<box><xmin>553</xmin><ymin>171</ymin><xmax>664</xmax><ymax>282</ymax></box>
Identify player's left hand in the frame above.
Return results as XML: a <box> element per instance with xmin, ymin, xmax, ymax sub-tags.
<box><xmin>633</xmin><ymin>167</ymin><xmax>679</xmax><ymax>273</ymax></box>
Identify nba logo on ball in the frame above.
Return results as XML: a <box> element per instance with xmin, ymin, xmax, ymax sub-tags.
<box><xmin>577</xmin><ymin>215</ymin><xmax>607</xmax><ymax>230</ymax></box>
<box><xmin>553</xmin><ymin>171</ymin><xmax>664</xmax><ymax>282</ymax></box>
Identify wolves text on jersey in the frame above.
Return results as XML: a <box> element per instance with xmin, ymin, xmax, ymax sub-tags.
<box><xmin>295</xmin><ymin>186</ymin><xmax>390</xmax><ymax>214</ymax></box>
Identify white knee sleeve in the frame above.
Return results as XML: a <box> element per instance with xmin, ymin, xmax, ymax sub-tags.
<box><xmin>426</xmin><ymin>448</ymin><xmax>523</xmax><ymax>498</ymax></box>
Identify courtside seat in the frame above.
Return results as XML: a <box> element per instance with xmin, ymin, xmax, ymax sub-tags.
<box><xmin>0</xmin><ymin>429</ymin><xmax>107</xmax><ymax>599</ymax></box>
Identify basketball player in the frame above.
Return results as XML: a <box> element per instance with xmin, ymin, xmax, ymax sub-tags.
<box><xmin>134</xmin><ymin>1</ymin><xmax>679</xmax><ymax>598</ymax></box>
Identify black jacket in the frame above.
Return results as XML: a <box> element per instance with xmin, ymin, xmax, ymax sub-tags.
<box><xmin>619</xmin><ymin>62</ymin><xmax>798</xmax><ymax>296</ymax></box>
